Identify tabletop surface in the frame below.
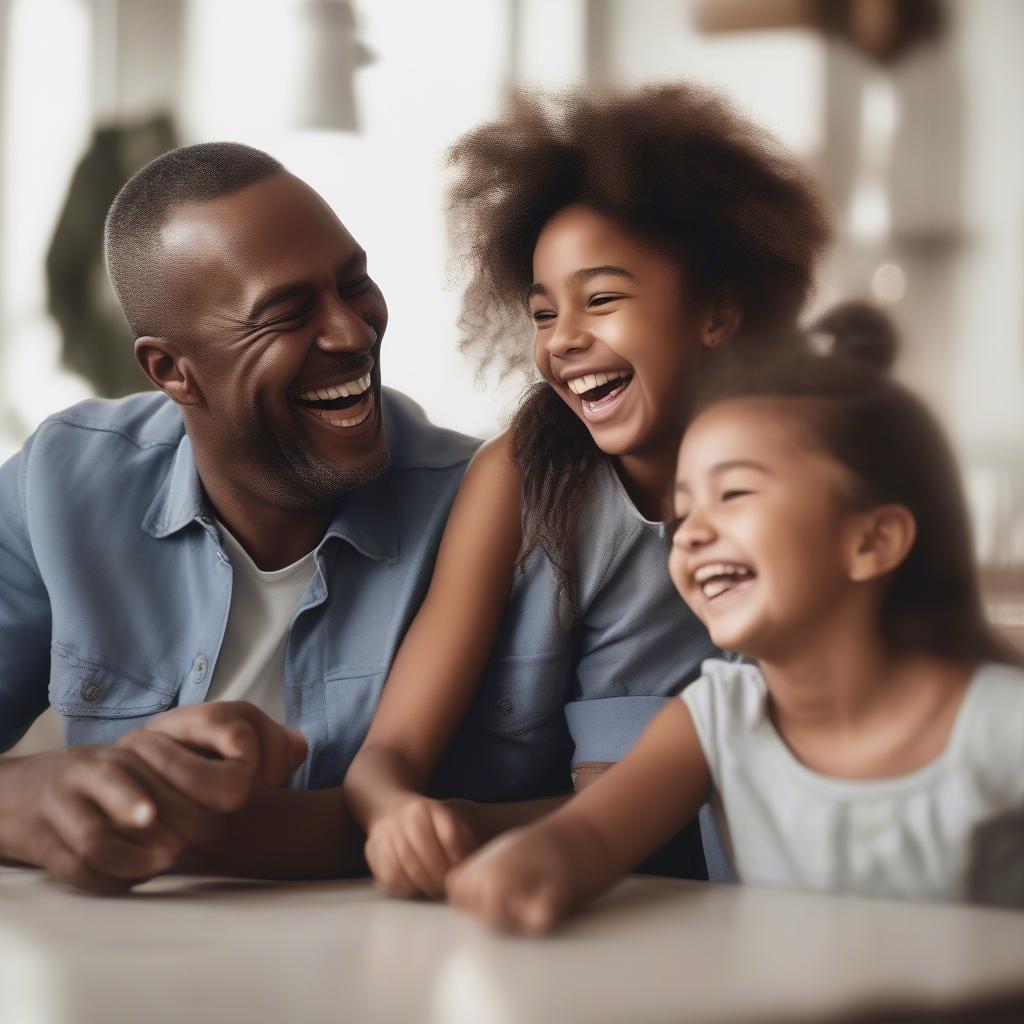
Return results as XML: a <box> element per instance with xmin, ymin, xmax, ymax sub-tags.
<box><xmin>2</xmin><ymin>867</ymin><xmax>1024</xmax><ymax>1024</ymax></box>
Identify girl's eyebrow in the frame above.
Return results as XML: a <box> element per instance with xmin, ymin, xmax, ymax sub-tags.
<box><xmin>710</xmin><ymin>459</ymin><xmax>772</xmax><ymax>477</ymax></box>
<box><xmin>527</xmin><ymin>265</ymin><xmax>637</xmax><ymax>299</ymax></box>
<box><xmin>674</xmin><ymin>459</ymin><xmax>772</xmax><ymax>494</ymax></box>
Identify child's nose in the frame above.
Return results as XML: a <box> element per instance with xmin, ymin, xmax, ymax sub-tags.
<box><xmin>545</xmin><ymin>313</ymin><xmax>594</xmax><ymax>358</ymax></box>
<box><xmin>679</xmin><ymin>510</ymin><xmax>716</xmax><ymax>549</ymax></box>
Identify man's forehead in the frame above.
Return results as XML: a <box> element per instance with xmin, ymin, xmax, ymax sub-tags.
<box><xmin>156</xmin><ymin>173</ymin><xmax>362</xmax><ymax>299</ymax></box>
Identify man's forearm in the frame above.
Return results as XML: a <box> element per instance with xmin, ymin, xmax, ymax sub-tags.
<box><xmin>179</xmin><ymin>785</ymin><xmax>367</xmax><ymax>880</ymax></box>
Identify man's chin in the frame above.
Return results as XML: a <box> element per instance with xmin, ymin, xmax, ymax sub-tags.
<box><xmin>284</xmin><ymin>426</ymin><xmax>391</xmax><ymax>509</ymax></box>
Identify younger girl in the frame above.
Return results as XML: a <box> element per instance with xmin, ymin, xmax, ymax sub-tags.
<box><xmin>445</xmin><ymin>350</ymin><xmax>1024</xmax><ymax>930</ymax></box>
<box><xmin>343</xmin><ymin>85</ymin><xmax>830</xmax><ymax>895</ymax></box>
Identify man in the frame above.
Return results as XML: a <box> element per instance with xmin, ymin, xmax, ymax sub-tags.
<box><xmin>0</xmin><ymin>143</ymin><xmax>508</xmax><ymax>891</ymax></box>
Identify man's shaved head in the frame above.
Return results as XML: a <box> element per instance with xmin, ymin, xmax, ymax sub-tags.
<box><xmin>104</xmin><ymin>141</ymin><xmax>284</xmax><ymax>339</ymax></box>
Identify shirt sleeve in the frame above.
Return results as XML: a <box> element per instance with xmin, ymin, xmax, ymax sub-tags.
<box><xmin>0</xmin><ymin>444</ymin><xmax>53</xmax><ymax>750</ymax></box>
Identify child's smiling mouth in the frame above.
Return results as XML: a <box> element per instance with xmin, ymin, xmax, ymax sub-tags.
<box><xmin>693</xmin><ymin>562</ymin><xmax>756</xmax><ymax>601</ymax></box>
<box><xmin>564</xmin><ymin>369</ymin><xmax>635</xmax><ymax>422</ymax></box>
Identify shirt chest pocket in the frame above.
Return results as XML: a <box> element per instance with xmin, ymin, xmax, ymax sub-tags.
<box><xmin>49</xmin><ymin>645</ymin><xmax>178</xmax><ymax>723</ymax></box>
<box><xmin>462</xmin><ymin>653</ymin><xmax>570</xmax><ymax>738</ymax></box>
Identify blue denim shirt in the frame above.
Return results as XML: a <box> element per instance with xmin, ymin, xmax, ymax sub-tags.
<box><xmin>0</xmin><ymin>387</ymin><xmax>716</xmax><ymax>806</ymax></box>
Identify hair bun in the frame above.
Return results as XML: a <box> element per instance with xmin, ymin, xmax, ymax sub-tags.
<box><xmin>810</xmin><ymin>300</ymin><xmax>899</xmax><ymax>372</ymax></box>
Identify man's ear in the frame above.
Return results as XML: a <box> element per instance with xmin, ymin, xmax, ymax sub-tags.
<box><xmin>134</xmin><ymin>337</ymin><xmax>202</xmax><ymax>406</ymax></box>
<box><xmin>846</xmin><ymin>504</ymin><xmax>917</xmax><ymax>583</ymax></box>
<box><xmin>700</xmin><ymin>299</ymin><xmax>742</xmax><ymax>350</ymax></box>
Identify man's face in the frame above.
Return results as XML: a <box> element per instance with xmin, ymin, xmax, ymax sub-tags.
<box><xmin>159</xmin><ymin>172</ymin><xmax>390</xmax><ymax>511</ymax></box>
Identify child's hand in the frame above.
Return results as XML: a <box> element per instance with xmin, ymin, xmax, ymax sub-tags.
<box><xmin>445</xmin><ymin>825</ymin><xmax>577</xmax><ymax>935</ymax></box>
<box><xmin>365</xmin><ymin>796</ymin><xmax>479</xmax><ymax>898</ymax></box>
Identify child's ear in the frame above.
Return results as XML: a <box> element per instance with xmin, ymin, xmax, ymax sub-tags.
<box><xmin>846</xmin><ymin>504</ymin><xmax>917</xmax><ymax>582</ymax></box>
<box><xmin>700</xmin><ymin>299</ymin><xmax>742</xmax><ymax>349</ymax></box>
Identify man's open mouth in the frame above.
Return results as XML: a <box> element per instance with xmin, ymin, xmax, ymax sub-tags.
<box><xmin>693</xmin><ymin>562</ymin><xmax>756</xmax><ymax>601</ymax></box>
<box><xmin>292</xmin><ymin>372</ymin><xmax>374</xmax><ymax>428</ymax></box>
<box><xmin>565</xmin><ymin>369</ymin><xmax>635</xmax><ymax>422</ymax></box>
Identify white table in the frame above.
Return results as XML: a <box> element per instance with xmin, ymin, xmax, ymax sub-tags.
<box><xmin>2</xmin><ymin>867</ymin><xmax>1023</xmax><ymax>1024</ymax></box>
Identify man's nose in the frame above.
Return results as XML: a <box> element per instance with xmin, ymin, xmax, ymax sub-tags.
<box><xmin>316</xmin><ymin>293</ymin><xmax>377</xmax><ymax>353</ymax></box>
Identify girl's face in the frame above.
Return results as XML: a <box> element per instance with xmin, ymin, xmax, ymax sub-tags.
<box><xmin>668</xmin><ymin>399</ymin><xmax>863</xmax><ymax>661</ymax></box>
<box><xmin>530</xmin><ymin>205</ymin><xmax>707</xmax><ymax>461</ymax></box>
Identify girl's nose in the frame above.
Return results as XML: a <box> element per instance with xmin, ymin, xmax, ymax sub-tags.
<box><xmin>678</xmin><ymin>509</ymin><xmax>716</xmax><ymax>550</ymax></box>
<box><xmin>544</xmin><ymin>314</ymin><xmax>593</xmax><ymax>358</ymax></box>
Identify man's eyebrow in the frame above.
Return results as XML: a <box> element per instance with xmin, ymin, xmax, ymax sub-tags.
<box><xmin>246</xmin><ymin>250</ymin><xmax>368</xmax><ymax>322</ymax></box>
<box><xmin>527</xmin><ymin>265</ymin><xmax>637</xmax><ymax>301</ymax></box>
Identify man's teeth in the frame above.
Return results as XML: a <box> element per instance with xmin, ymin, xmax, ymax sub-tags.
<box><xmin>296</xmin><ymin>372</ymin><xmax>371</xmax><ymax>402</ymax></box>
<box><xmin>567</xmin><ymin>370</ymin><xmax>630</xmax><ymax>396</ymax></box>
<box><xmin>312</xmin><ymin>396</ymin><xmax>374</xmax><ymax>428</ymax></box>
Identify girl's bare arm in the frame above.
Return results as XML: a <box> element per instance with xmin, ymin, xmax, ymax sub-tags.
<box><xmin>446</xmin><ymin>698</ymin><xmax>711</xmax><ymax>932</ymax></box>
<box><xmin>343</xmin><ymin>435</ymin><xmax>523</xmax><ymax>893</ymax></box>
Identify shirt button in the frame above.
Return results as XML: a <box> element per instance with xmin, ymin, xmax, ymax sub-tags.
<box><xmin>497</xmin><ymin>697</ymin><xmax>513</xmax><ymax>714</ymax></box>
<box><xmin>81</xmin><ymin>681</ymin><xmax>101</xmax><ymax>703</ymax></box>
<box><xmin>191</xmin><ymin>654</ymin><xmax>209</xmax><ymax>684</ymax></box>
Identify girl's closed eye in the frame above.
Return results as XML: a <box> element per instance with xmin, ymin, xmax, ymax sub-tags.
<box><xmin>721</xmin><ymin>489</ymin><xmax>752</xmax><ymax>502</ymax></box>
<box><xmin>587</xmin><ymin>293</ymin><xmax>625</xmax><ymax>309</ymax></box>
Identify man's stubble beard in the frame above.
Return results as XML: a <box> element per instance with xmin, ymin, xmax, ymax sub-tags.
<box><xmin>251</xmin><ymin>422</ymin><xmax>392</xmax><ymax>511</ymax></box>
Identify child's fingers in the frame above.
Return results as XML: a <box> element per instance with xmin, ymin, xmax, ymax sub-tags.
<box><xmin>512</xmin><ymin>884</ymin><xmax>562</xmax><ymax>935</ymax></box>
<box><xmin>432</xmin><ymin>805</ymin><xmax>478</xmax><ymax>866</ymax></box>
<box><xmin>366</xmin><ymin>832</ymin><xmax>425</xmax><ymax>898</ymax></box>
<box><xmin>393</xmin><ymin>829</ymin><xmax>445</xmax><ymax>898</ymax></box>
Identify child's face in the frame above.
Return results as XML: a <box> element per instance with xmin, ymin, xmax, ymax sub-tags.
<box><xmin>668</xmin><ymin>399</ymin><xmax>861</xmax><ymax>661</ymax></box>
<box><xmin>530</xmin><ymin>205</ymin><xmax>705</xmax><ymax>461</ymax></box>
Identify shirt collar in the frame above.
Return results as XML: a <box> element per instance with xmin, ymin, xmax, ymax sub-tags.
<box><xmin>140</xmin><ymin>427</ymin><xmax>399</xmax><ymax>564</ymax></box>
<box><xmin>141</xmin><ymin>431</ymin><xmax>208</xmax><ymax>538</ymax></box>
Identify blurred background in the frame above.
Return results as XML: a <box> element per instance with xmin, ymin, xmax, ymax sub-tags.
<box><xmin>1</xmin><ymin>0</ymin><xmax>1022</xmax><ymax>752</ymax></box>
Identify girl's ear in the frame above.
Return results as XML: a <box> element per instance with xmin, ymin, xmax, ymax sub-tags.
<box><xmin>700</xmin><ymin>299</ymin><xmax>742</xmax><ymax>349</ymax></box>
<box><xmin>846</xmin><ymin>504</ymin><xmax>917</xmax><ymax>582</ymax></box>
<box><xmin>134</xmin><ymin>337</ymin><xmax>204</xmax><ymax>406</ymax></box>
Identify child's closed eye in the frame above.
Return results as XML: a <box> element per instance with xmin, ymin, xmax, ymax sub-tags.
<box><xmin>721</xmin><ymin>489</ymin><xmax>752</xmax><ymax>502</ymax></box>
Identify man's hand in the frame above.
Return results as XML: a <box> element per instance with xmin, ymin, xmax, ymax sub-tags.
<box><xmin>0</xmin><ymin>702</ymin><xmax>308</xmax><ymax>894</ymax></box>
<box><xmin>445</xmin><ymin>824</ymin><xmax>580</xmax><ymax>935</ymax></box>
<box><xmin>129</xmin><ymin>700</ymin><xmax>308</xmax><ymax>797</ymax></box>
<box><xmin>364</xmin><ymin>795</ymin><xmax>479</xmax><ymax>898</ymax></box>
<box><xmin>0</xmin><ymin>746</ymin><xmax>190</xmax><ymax>894</ymax></box>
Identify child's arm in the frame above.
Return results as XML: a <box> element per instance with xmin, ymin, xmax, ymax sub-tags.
<box><xmin>445</xmin><ymin>698</ymin><xmax>711</xmax><ymax>933</ymax></box>
<box><xmin>344</xmin><ymin>435</ymin><xmax>523</xmax><ymax>897</ymax></box>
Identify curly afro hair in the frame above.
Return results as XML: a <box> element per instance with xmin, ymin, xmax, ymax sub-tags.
<box><xmin>445</xmin><ymin>84</ymin><xmax>832</xmax><ymax>617</ymax></box>
<box><xmin>446</xmin><ymin>83</ymin><xmax>832</xmax><ymax>377</ymax></box>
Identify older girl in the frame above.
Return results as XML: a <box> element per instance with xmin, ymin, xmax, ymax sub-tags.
<box><xmin>344</xmin><ymin>85</ymin><xmax>830</xmax><ymax>895</ymax></box>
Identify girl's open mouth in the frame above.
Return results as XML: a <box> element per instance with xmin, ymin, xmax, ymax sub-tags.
<box><xmin>567</xmin><ymin>370</ymin><xmax>635</xmax><ymax>423</ymax></box>
<box><xmin>694</xmin><ymin>563</ymin><xmax>756</xmax><ymax>602</ymax></box>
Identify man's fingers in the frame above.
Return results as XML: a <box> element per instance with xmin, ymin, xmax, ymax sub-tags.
<box><xmin>118</xmin><ymin>730</ymin><xmax>253</xmax><ymax>813</ymax></box>
<box><xmin>146</xmin><ymin>706</ymin><xmax>260</xmax><ymax>770</ymax></box>
<box><xmin>392</xmin><ymin>830</ymin><xmax>443</xmax><ymax>898</ymax></box>
<box><xmin>66</xmin><ymin>749</ymin><xmax>158</xmax><ymax>831</ymax></box>
<box><xmin>145</xmin><ymin>703</ymin><xmax>307</xmax><ymax>788</ymax></box>
<box><xmin>47</xmin><ymin>796</ymin><xmax>180</xmax><ymax>881</ymax></box>
<box><xmin>31</xmin><ymin>821</ymin><xmax>135</xmax><ymax>896</ymax></box>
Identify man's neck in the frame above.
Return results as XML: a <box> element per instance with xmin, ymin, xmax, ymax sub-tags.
<box><xmin>198</xmin><ymin>474</ymin><xmax>333</xmax><ymax>571</ymax></box>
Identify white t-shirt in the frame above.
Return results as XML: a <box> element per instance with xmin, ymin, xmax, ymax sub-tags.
<box><xmin>682</xmin><ymin>659</ymin><xmax>1024</xmax><ymax>904</ymax></box>
<box><xmin>204</xmin><ymin>524</ymin><xmax>317</xmax><ymax>724</ymax></box>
